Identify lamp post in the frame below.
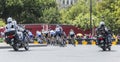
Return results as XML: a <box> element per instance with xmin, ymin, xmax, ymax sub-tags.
<box><xmin>90</xmin><ymin>0</ymin><xmax>92</xmax><ymax>35</ymax></box>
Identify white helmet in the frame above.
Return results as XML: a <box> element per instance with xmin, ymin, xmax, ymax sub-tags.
<box><xmin>56</xmin><ymin>24</ymin><xmax>60</xmax><ymax>27</ymax></box>
<box><xmin>7</xmin><ymin>17</ymin><xmax>12</xmax><ymax>23</ymax></box>
<box><xmin>100</xmin><ymin>21</ymin><xmax>105</xmax><ymax>26</ymax></box>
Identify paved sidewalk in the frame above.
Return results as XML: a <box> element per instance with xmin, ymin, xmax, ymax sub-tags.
<box><xmin>0</xmin><ymin>42</ymin><xmax>47</xmax><ymax>49</ymax></box>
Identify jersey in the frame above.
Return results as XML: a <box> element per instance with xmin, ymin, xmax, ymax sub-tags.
<box><xmin>69</xmin><ymin>31</ymin><xmax>75</xmax><ymax>35</ymax></box>
<box><xmin>55</xmin><ymin>27</ymin><xmax>61</xmax><ymax>32</ymax></box>
<box><xmin>50</xmin><ymin>30</ymin><xmax>55</xmax><ymax>35</ymax></box>
<box><xmin>36</xmin><ymin>31</ymin><xmax>42</xmax><ymax>37</ymax></box>
<box><xmin>28</xmin><ymin>31</ymin><xmax>33</xmax><ymax>36</ymax></box>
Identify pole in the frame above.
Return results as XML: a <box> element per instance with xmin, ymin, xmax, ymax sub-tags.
<box><xmin>90</xmin><ymin>0</ymin><xmax>92</xmax><ymax>35</ymax></box>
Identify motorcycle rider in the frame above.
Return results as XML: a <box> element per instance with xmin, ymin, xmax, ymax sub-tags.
<box><xmin>12</xmin><ymin>20</ymin><xmax>28</xmax><ymax>43</ymax></box>
<box><xmin>5</xmin><ymin>17</ymin><xmax>15</xmax><ymax>32</ymax></box>
<box><xmin>12</xmin><ymin>19</ymin><xmax>18</xmax><ymax>30</ymax></box>
<box><xmin>96</xmin><ymin>21</ymin><xmax>112</xmax><ymax>45</ymax></box>
<box><xmin>5</xmin><ymin>17</ymin><xmax>19</xmax><ymax>44</ymax></box>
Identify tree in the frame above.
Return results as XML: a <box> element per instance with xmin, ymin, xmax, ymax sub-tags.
<box><xmin>95</xmin><ymin>0</ymin><xmax>120</xmax><ymax>34</ymax></box>
<box><xmin>60</xmin><ymin>0</ymin><xmax>99</xmax><ymax>29</ymax></box>
<box><xmin>0</xmin><ymin>0</ymin><xmax>60</xmax><ymax>24</ymax></box>
<box><xmin>41</xmin><ymin>7</ymin><xmax>60</xmax><ymax>24</ymax></box>
<box><xmin>60</xmin><ymin>0</ymin><xmax>120</xmax><ymax>34</ymax></box>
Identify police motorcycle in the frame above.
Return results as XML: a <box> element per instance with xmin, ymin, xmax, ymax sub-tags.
<box><xmin>5</xmin><ymin>28</ymin><xmax>29</xmax><ymax>51</ymax></box>
<box><xmin>97</xmin><ymin>34</ymin><xmax>111</xmax><ymax>51</ymax></box>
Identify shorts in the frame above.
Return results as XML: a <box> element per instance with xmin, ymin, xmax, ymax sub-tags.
<box><xmin>70</xmin><ymin>34</ymin><xmax>75</xmax><ymax>38</ymax></box>
<box><xmin>55</xmin><ymin>31</ymin><xmax>61</xmax><ymax>37</ymax></box>
<box><xmin>29</xmin><ymin>35</ymin><xmax>33</xmax><ymax>38</ymax></box>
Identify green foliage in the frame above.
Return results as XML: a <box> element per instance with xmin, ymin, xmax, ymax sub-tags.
<box><xmin>0</xmin><ymin>19</ymin><xmax>5</xmax><ymax>27</ymax></box>
<box><xmin>60</xmin><ymin>0</ymin><xmax>96</xmax><ymax>29</ymax></box>
<box><xmin>0</xmin><ymin>0</ymin><xmax>60</xmax><ymax>24</ymax></box>
<box><xmin>0</xmin><ymin>0</ymin><xmax>120</xmax><ymax>34</ymax></box>
<box><xmin>60</xmin><ymin>0</ymin><xmax>120</xmax><ymax>34</ymax></box>
<box><xmin>41</xmin><ymin>7</ymin><xmax>60</xmax><ymax>24</ymax></box>
<box><xmin>95</xmin><ymin>0</ymin><xmax>120</xmax><ymax>33</ymax></box>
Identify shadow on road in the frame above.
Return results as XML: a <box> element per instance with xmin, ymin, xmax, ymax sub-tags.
<box><xmin>98</xmin><ymin>50</ymin><xmax>117</xmax><ymax>52</ymax></box>
<box><xmin>8</xmin><ymin>50</ymin><xmax>31</xmax><ymax>52</ymax></box>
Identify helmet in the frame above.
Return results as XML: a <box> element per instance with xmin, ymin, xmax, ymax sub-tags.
<box><xmin>56</xmin><ymin>24</ymin><xmax>59</xmax><ymax>27</ymax></box>
<box><xmin>7</xmin><ymin>17</ymin><xmax>12</xmax><ymax>23</ymax></box>
<box><xmin>100</xmin><ymin>21</ymin><xmax>105</xmax><ymax>26</ymax></box>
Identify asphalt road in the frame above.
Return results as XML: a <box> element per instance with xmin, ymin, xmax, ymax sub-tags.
<box><xmin>0</xmin><ymin>45</ymin><xmax>120</xmax><ymax>62</ymax></box>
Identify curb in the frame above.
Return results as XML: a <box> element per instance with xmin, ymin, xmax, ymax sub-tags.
<box><xmin>0</xmin><ymin>44</ymin><xmax>47</xmax><ymax>49</ymax></box>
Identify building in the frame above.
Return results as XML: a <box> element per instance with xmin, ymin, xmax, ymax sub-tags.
<box><xmin>56</xmin><ymin>0</ymin><xmax>102</xmax><ymax>9</ymax></box>
<box><xmin>56</xmin><ymin>0</ymin><xmax>77</xmax><ymax>9</ymax></box>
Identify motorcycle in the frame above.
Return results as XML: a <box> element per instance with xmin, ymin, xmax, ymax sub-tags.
<box><xmin>97</xmin><ymin>35</ymin><xmax>111</xmax><ymax>51</ymax></box>
<box><xmin>5</xmin><ymin>31</ymin><xmax>29</xmax><ymax>51</ymax></box>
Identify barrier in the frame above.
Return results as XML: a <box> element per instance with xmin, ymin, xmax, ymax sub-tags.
<box><xmin>33</xmin><ymin>40</ymin><xmax>39</xmax><ymax>44</ymax></box>
<box><xmin>32</xmin><ymin>38</ymin><xmax>118</xmax><ymax>45</ymax></box>
<box><xmin>82</xmin><ymin>40</ymin><xmax>88</xmax><ymax>45</ymax></box>
<box><xmin>91</xmin><ymin>40</ymin><xmax>96</xmax><ymax>45</ymax></box>
<box><xmin>77</xmin><ymin>38</ymin><xmax>117</xmax><ymax>45</ymax></box>
<box><xmin>75</xmin><ymin>40</ymin><xmax>78</xmax><ymax>46</ymax></box>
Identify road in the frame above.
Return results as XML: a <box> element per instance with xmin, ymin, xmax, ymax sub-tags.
<box><xmin>0</xmin><ymin>45</ymin><xmax>120</xmax><ymax>62</ymax></box>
